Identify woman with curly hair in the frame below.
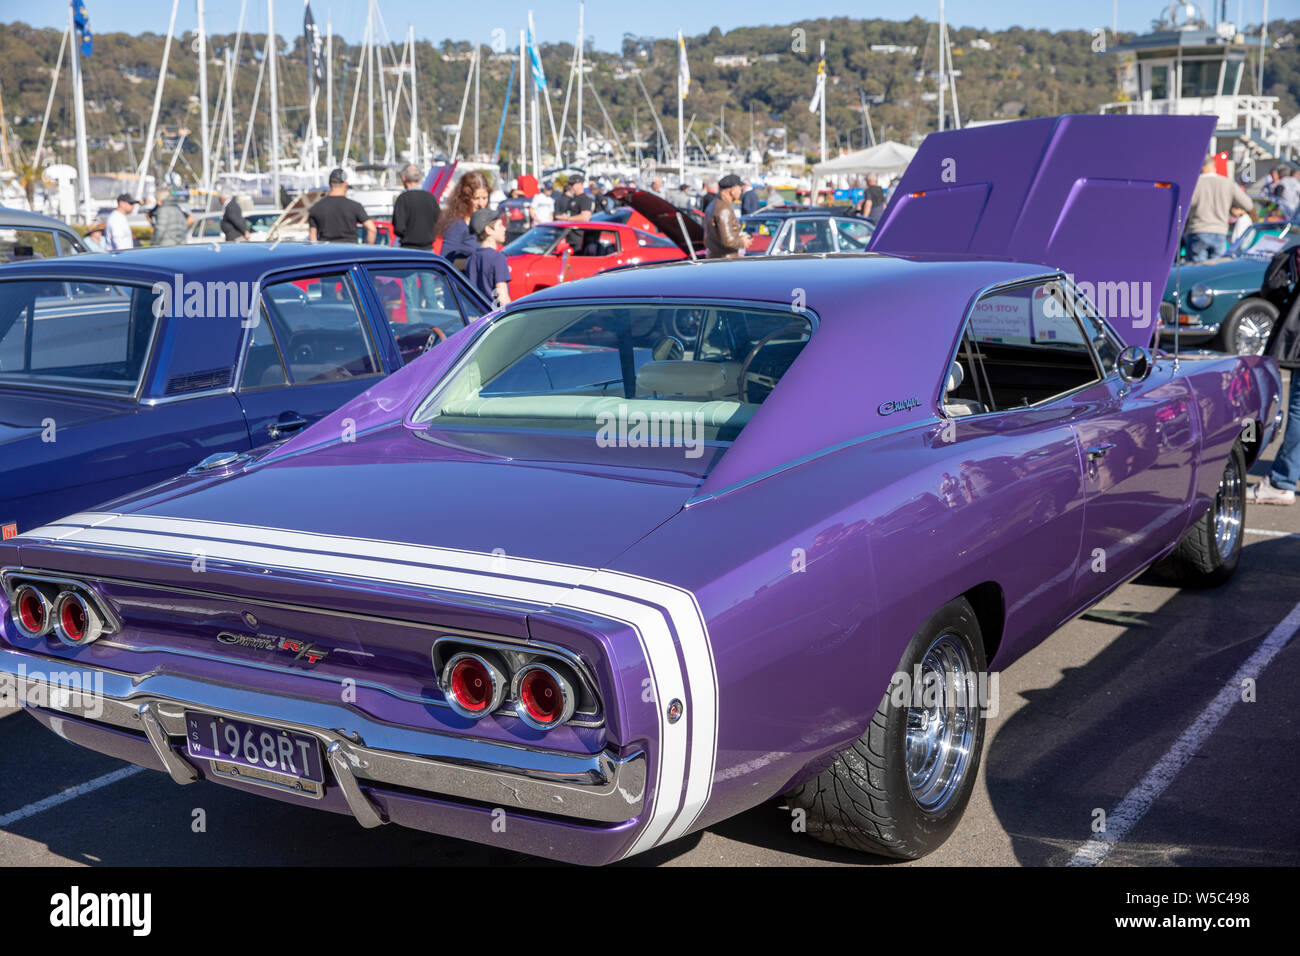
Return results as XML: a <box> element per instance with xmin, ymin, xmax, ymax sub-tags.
<box><xmin>436</xmin><ymin>171</ymin><xmax>491</xmax><ymax>269</ymax></box>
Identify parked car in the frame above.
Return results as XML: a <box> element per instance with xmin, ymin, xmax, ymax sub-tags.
<box><xmin>503</xmin><ymin>220</ymin><xmax>687</xmax><ymax>299</ymax></box>
<box><xmin>1</xmin><ymin>114</ymin><xmax>1280</xmax><ymax>865</ymax></box>
<box><xmin>1160</xmin><ymin>219</ymin><xmax>1299</xmax><ymax>354</ymax></box>
<box><xmin>741</xmin><ymin>209</ymin><xmax>875</xmax><ymax>255</ymax></box>
<box><xmin>0</xmin><ymin>243</ymin><xmax>491</xmax><ymax>537</ymax></box>
<box><xmin>186</xmin><ymin>209</ymin><xmax>283</xmax><ymax>243</ymax></box>
<box><xmin>0</xmin><ymin>207</ymin><xmax>89</xmax><ymax>261</ymax></box>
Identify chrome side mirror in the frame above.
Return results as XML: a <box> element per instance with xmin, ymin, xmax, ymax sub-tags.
<box><xmin>1117</xmin><ymin>345</ymin><xmax>1153</xmax><ymax>384</ymax></box>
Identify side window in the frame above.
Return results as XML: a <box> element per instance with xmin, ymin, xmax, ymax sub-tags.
<box><xmin>1070</xmin><ymin>291</ymin><xmax>1124</xmax><ymax>375</ymax></box>
<box><xmin>261</xmin><ymin>274</ymin><xmax>380</xmax><ymax>383</ymax></box>
<box><xmin>791</xmin><ymin>219</ymin><xmax>833</xmax><ymax>254</ymax></box>
<box><xmin>0</xmin><ymin>228</ymin><xmax>59</xmax><ymax>262</ymax></box>
<box><xmin>55</xmin><ymin>232</ymin><xmax>86</xmax><ymax>256</ymax></box>
<box><xmin>240</xmin><ymin>305</ymin><xmax>289</xmax><ymax>389</ymax></box>
<box><xmin>944</xmin><ymin>280</ymin><xmax>1101</xmax><ymax>415</ymax></box>
<box><xmin>202</xmin><ymin>218</ymin><xmax>222</xmax><ymax>237</ymax></box>
<box><xmin>366</xmin><ymin>267</ymin><xmax>468</xmax><ymax>365</ymax></box>
<box><xmin>835</xmin><ymin>218</ymin><xmax>873</xmax><ymax>251</ymax></box>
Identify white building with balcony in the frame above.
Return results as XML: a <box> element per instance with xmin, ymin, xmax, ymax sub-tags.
<box><xmin>1099</xmin><ymin>2</ymin><xmax>1294</xmax><ymax>171</ymax></box>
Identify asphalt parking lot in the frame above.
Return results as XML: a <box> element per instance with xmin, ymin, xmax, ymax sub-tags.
<box><xmin>2</xmin><ymin>384</ymin><xmax>1298</xmax><ymax>868</ymax></box>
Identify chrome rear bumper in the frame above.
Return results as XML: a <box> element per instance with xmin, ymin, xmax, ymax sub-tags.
<box><xmin>0</xmin><ymin>648</ymin><xmax>644</xmax><ymax>825</ymax></box>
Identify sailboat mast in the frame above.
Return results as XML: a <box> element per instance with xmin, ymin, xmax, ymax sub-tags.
<box><xmin>326</xmin><ymin>18</ymin><xmax>333</xmax><ymax>165</ymax></box>
<box><xmin>519</xmin><ymin>30</ymin><xmax>528</xmax><ymax>177</ymax></box>
<box><xmin>576</xmin><ymin>2</ymin><xmax>584</xmax><ymax>159</ymax></box>
<box><xmin>198</xmin><ymin>0</ymin><xmax>210</xmax><ymax>190</ymax></box>
<box><xmin>941</xmin><ymin>0</ymin><xmax>951</xmax><ymax>132</ymax></box>
<box><xmin>268</xmin><ymin>0</ymin><xmax>279</xmax><ymax>204</ymax></box>
<box><xmin>69</xmin><ymin>4</ymin><xmax>91</xmax><ymax>221</ymax></box>
<box><xmin>367</xmin><ymin>0</ymin><xmax>374</xmax><ymax>164</ymax></box>
<box><xmin>474</xmin><ymin>41</ymin><xmax>480</xmax><ymax>159</ymax></box>
<box><xmin>410</xmin><ymin>24</ymin><xmax>419</xmax><ymax>166</ymax></box>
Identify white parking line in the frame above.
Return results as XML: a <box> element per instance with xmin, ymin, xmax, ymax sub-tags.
<box><xmin>1245</xmin><ymin>527</ymin><xmax>1298</xmax><ymax>539</ymax></box>
<box><xmin>1067</xmin><ymin>599</ymin><xmax>1300</xmax><ymax>867</ymax></box>
<box><xmin>0</xmin><ymin>766</ymin><xmax>144</xmax><ymax>829</ymax></box>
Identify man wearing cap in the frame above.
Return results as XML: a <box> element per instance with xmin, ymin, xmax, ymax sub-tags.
<box><xmin>566</xmin><ymin>179</ymin><xmax>594</xmax><ymax>221</ymax></box>
<box><xmin>83</xmin><ymin>221</ymin><xmax>108</xmax><ymax>252</ymax></box>
<box><xmin>704</xmin><ymin>174</ymin><xmax>752</xmax><ymax>259</ymax></box>
<box><xmin>392</xmin><ymin>163</ymin><xmax>440</xmax><ymax>251</ymax></box>
<box><xmin>465</xmin><ymin>208</ymin><xmax>511</xmax><ymax>307</ymax></box>
<box><xmin>106</xmin><ymin>194</ymin><xmax>136</xmax><ymax>251</ymax></box>
<box><xmin>308</xmin><ymin>168</ymin><xmax>376</xmax><ymax>244</ymax></box>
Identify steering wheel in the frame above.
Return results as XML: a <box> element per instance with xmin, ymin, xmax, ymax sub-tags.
<box><xmin>737</xmin><ymin>326</ymin><xmax>807</xmax><ymax>403</ymax></box>
<box><xmin>423</xmin><ymin>326</ymin><xmax>447</xmax><ymax>352</ymax></box>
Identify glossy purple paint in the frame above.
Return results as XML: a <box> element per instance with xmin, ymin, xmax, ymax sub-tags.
<box><xmin>0</xmin><ymin>117</ymin><xmax>1283</xmax><ymax>864</ymax></box>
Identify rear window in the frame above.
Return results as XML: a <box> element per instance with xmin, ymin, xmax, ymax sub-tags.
<box><xmin>0</xmin><ymin>280</ymin><xmax>156</xmax><ymax>393</ymax></box>
<box><xmin>413</xmin><ymin>303</ymin><xmax>814</xmax><ymax>446</ymax></box>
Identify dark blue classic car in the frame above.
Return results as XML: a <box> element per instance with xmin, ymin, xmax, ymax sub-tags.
<box><xmin>0</xmin><ymin>243</ymin><xmax>491</xmax><ymax>536</ymax></box>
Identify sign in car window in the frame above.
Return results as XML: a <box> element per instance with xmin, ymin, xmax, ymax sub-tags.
<box><xmin>971</xmin><ymin>286</ymin><xmax>1085</xmax><ymax>346</ymax></box>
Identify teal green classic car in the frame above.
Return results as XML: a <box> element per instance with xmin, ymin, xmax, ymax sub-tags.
<box><xmin>1161</xmin><ymin>220</ymin><xmax>1298</xmax><ymax>355</ymax></box>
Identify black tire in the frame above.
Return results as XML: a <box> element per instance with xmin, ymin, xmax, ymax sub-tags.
<box><xmin>786</xmin><ymin>597</ymin><xmax>988</xmax><ymax>859</ymax></box>
<box><xmin>1155</xmin><ymin>441</ymin><xmax>1246</xmax><ymax>588</ymax></box>
<box><xmin>1216</xmin><ymin>299</ymin><xmax>1278</xmax><ymax>356</ymax></box>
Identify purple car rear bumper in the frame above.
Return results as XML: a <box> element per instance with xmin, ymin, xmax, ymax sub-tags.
<box><xmin>0</xmin><ymin>646</ymin><xmax>647</xmax><ymax>865</ymax></box>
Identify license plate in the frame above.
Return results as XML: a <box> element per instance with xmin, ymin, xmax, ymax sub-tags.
<box><xmin>184</xmin><ymin>712</ymin><xmax>324</xmax><ymax>783</ymax></box>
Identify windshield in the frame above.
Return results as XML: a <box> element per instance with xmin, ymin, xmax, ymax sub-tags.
<box><xmin>502</xmin><ymin>225</ymin><xmax>569</xmax><ymax>256</ymax></box>
<box><xmin>413</xmin><ymin>303</ymin><xmax>814</xmax><ymax>448</ymax></box>
<box><xmin>1230</xmin><ymin>223</ymin><xmax>1297</xmax><ymax>259</ymax></box>
<box><xmin>0</xmin><ymin>280</ymin><xmax>157</xmax><ymax>393</ymax></box>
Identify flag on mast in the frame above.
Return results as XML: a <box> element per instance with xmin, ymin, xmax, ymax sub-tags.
<box><xmin>677</xmin><ymin>30</ymin><xmax>690</xmax><ymax>99</ymax></box>
<box><xmin>72</xmin><ymin>1</ymin><xmax>92</xmax><ymax>57</ymax></box>
<box><xmin>527</xmin><ymin>11</ymin><xmax>547</xmax><ymax>91</ymax></box>
<box><xmin>304</xmin><ymin>3</ymin><xmax>324</xmax><ymax>86</ymax></box>
<box><xmin>808</xmin><ymin>50</ymin><xmax>826</xmax><ymax>113</ymax></box>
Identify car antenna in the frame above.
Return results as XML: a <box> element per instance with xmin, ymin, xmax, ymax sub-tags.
<box><xmin>674</xmin><ymin>212</ymin><xmax>698</xmax><ymax>262</ymax></box>
<box><xmin>1172</xmin><ymin>203</ymin><xmax>1182</xmax><ymax>373</ymax></box>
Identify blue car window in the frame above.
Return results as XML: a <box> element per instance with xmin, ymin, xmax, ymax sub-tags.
<box><xmin>240</xmin><ymin>305</ymin><xmax>289</xmax><ymax>389</ymax></box>
<box><xmin>0</xmin><ymin>280</ymin><xmax>154</xmax><ymax>394</ymax></box>
<box><xmin>366</xmin><ymin>267</ymin><xmax>468</xmax><ymax>366</ymax></box>
<box><xmin>262</xmin><ymin>274</ymin><xmax>380</xmax><ymax>384</ymax></box>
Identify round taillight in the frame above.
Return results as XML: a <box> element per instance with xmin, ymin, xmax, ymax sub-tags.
<box><xmin>14</xmin><ymin>586</ymin><xmax>49</xmax><ymax>636</ymax></box>
<box><xmin>441</xmin><ymin>653</ymin><xmax>505</xmax><ymax>719</ymax></box>
<box><xmin>53</xmin><ymin>592</ymin><xmax>101</xmax><ymax>646</ymax></box>
<box><xmin>514</xmin><ymin>664</ymin><xmax>575</xmax><ymax>730</ymax></box>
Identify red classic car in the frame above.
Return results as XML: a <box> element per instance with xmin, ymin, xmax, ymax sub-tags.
<box><xmin>503</xmin><ymin>221</ymin><xmax>687</xmax><ymax>300</ymax></box>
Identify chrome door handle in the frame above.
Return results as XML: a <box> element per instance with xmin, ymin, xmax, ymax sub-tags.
<box><xmin>267</xmin><ymin>416</ymin><xmax>308</xmax><ymax>439</ymax></box>
<box><xmin>1086</xmin><ymin>443</ymin><xmax>1117</xmax><ymax>460</ymax></box>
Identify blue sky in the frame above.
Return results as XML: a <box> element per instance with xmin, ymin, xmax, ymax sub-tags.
<box><xmin>2</xmin><ymin>0</ymin><xmax>1290</xmax><ymax>53</ymax></box>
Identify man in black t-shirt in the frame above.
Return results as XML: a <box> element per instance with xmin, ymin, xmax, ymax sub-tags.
<box><xmin>392</xmin><ymin>163</ymin><xmax>440</xmax><ymax>250</ymax></box>
<box><xmin>566</xmin><ymin>179</ymin><xmax>594</xmax><ymax>221</ymax></box>
<box><xmin>308</xmin><ymin>168</ymin><xmax>376</xmax><ymax>243</ymax></box>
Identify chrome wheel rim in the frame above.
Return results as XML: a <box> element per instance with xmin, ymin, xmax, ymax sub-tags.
<box><xmin>905</xmin><ymin>633</ymin><xmax>977</xmax><ymax>813</ymax></box>
<box><xmin>1214</xmin><ymin>455</ymin><xmax>1243</xmax><ymax>557</ymax></box>
<box><xmin>1233</xmin><ymin>311</ymin><xmax>1274</xmax><ymax>355</ymax></box>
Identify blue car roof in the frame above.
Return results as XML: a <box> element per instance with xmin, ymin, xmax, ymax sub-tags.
<box><xmin>0</xmin><ymin>241</ymin><xmax>442</xmax><ymax>282</ymax></box>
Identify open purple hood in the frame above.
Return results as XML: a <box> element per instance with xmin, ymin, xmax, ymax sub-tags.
<box><xmin>868</xmin><ymin>114</ymin><xmax>1215</xmax><ymax>346</ymax></box>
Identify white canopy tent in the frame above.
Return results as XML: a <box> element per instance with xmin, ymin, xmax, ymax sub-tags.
<box><xmin>812</xmin><ymin>140</ymin><xmax>917</xmax><ymax>178</ymax></box>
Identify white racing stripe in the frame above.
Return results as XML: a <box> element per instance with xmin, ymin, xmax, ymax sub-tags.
<box><xmin>0</xmin><ymin>766</ymin><xmax>144</xmax><ymax>828</ymax></box>
<box><xmin>1066</xmin><ymin>599</ymin><xmax>1300</xmax><ymax>867</ymax></box>
<box><xmin>16</xmin><ymin>512</ymin><xmax>718</xmax><ymax>858</ymax></box>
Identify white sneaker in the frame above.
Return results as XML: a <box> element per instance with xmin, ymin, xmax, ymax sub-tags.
<box><xmin>1249</xmin><ymin>481</ymin><xmax>1296</xmax><ymax>505</ymax></box>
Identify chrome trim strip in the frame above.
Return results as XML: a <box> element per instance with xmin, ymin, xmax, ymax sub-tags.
<box><xmin>1</xmin><ymin>647</ymin><xmax>645</xmax><ymax>824</ymax></box>
<box><xmin>138</xmin><ymin>386</ymin><xmax>236</xmax><ymax>407</ymax></box>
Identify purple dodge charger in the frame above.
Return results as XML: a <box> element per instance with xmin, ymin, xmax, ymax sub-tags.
<box><xmin>0</xmin><ymin>116</ymin><xmax>1284</xmax><ymax>864</ymax></box>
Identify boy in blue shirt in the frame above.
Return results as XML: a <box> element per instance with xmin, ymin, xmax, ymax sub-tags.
<box><xmin>466</xmin><ymin>208</ymin><xmax>512</xmax><ymax>308</ymax></box>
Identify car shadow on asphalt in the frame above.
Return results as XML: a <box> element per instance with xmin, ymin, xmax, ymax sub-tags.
<box><xmin>983</xmin><ymin>532</ymin><xmax>1300</xmax><ymax>866</ymax></box>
